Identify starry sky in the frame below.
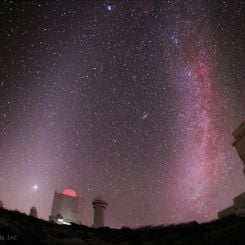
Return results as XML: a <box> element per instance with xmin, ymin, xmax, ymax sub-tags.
<box><xmin>0</xmin><ymin>0</ymin><xmax>245</xmax><ymax>228</ymax></box>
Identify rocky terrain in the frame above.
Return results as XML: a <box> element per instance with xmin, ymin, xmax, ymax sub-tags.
<box><xmin>0</xmin><ymin>208</ymin><xmax>245</xmax><ymax>244</ymax></box>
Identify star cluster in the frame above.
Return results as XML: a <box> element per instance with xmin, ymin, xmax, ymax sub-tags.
<box><xmin>0</xmin><ymin>0</ymin><xmax>244</xmax><ymax>228</ymax></box>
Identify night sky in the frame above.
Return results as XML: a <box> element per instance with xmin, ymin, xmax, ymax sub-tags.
<box><xmin>0</xmin><ymin>0</ymin><xmax>245</xmax><ymax>228</ymax></box>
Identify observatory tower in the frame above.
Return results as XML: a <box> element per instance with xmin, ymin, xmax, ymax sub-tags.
<box><xmin>217</xmin><ymin>121</ymin><xmax>245</xmax><ymax>218</ymax></box>
<box><xmin>232</xmin><ymin>122</ymin><xmax>245</xmax><ymax>169</ymax></box>
<box><xmin>92</xmin><ymin>196</ymin><xmax>108</xmax><ymax>228</ymax></box>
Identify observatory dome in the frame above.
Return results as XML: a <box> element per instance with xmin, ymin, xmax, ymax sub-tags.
<box><xmin>62</xmin><ymin>188</ymin><xmax>77</xmax><ymax>197</ymax></box>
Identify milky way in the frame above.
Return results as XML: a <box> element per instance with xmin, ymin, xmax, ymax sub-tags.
<box><xmin>161</xmin><ymin>1</ymin><xmax>227</xmax><ymax>222</ymax></box>
<box><xmin>0</xmin><ymin>1</ymin><xmax>244</xmax><ymax>228</ymax></box>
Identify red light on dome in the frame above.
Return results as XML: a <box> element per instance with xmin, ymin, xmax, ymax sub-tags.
<box><xmin>63</xmin><ymin>189</ymin><xmax>77</xmax><ymax>197</ymax></box>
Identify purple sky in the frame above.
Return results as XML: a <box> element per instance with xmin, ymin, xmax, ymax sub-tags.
<box><xmin>0</xmin><ymin>1</ymin><xmax>244</xmax><ymax>228</ymax></box>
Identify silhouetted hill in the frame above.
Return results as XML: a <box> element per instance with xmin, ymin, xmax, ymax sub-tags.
<box><xmin>0</xmin><ymin>208</ymin><xmax>245</xmax><ymax>244</ymax></box>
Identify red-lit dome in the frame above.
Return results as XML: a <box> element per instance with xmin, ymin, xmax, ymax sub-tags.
<box><xmin>63</xmin><ymin>189</ymin><xmax>77</xmax><ymax>197</ymax></box>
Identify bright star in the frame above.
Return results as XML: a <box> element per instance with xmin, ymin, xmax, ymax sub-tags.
<box><xmin>106</xmin><ymin>5</ymin><xmax>112</xmax><ymax>11</ymax></box>
<box><xmin>33</xmin><ymin>185</ymin><xmax>38</xmax><ymax>190</ymax></box>
<box><xmin>141</xmin><ymin>112</ymin><xmax>149</xmax><ymax>120</ymax></box>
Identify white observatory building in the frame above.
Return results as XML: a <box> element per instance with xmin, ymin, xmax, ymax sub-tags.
<box><xmin>232</xmin><ymin>122</ymin><xmax>245</xmax><ymax>171</ymax></box>
<box><xmin>92</xmin><ymin>196</ymin><xmax>108</xmax><ymax>228</ymax></box>
<box><xmin>49</xmin><ymin>189</ymin><xmax>84</xmax><ymax>225</ymax></box>
<box><xmin>218</xmin><ymin>121</ymin><xmax>245</xmax><ymax>218</ymax></box>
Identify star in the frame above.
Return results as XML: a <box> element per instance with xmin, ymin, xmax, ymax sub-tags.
<box><xmin>141</xmin><ymin>112</ymin><xmax>149</xmax><ymax>120</ymax></box>
<box><xmin>106</xmin><ymin>5</ymin><xmax>112</xmax><ymax>11</ymax></box>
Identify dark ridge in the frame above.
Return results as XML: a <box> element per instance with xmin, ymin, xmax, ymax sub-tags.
<box><xmin>0</xmin><ymin>208</ymin><xmax>245</xmax><ymax>244</ymax></box>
